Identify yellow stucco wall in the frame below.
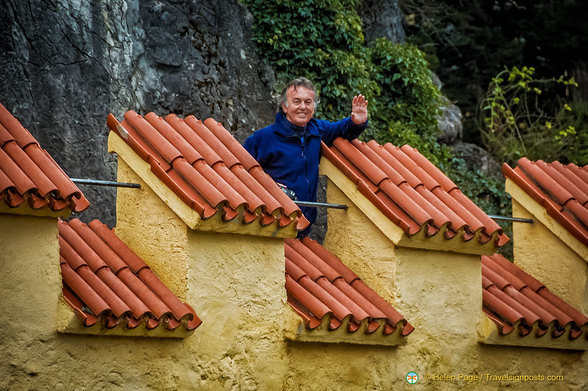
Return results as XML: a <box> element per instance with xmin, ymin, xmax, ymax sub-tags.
<box><xmin>113</xmin><ymin>155</ymin><xmax>291</xmax><ymax>389</ymax></box>
<box><xmin>285</xmin><ymin>340</ymin><xmax>586</xmax><ymax>390</ymax></box>
<box><xmin>281</xmin><ymin>176</ymin><xmax>588</xmax><ymax>390</ymax></box>
<box><xmin>0</xmin><ymin>214</ymin><xmax>61</xmax><ymax>390</ymax></box>
<box><xmin>511</xmin><ymin>198</ymin><xmax>588</xmax><ymax>313</ymax></box>
<box><xmin>1</xmin><ymin>166</ymin><xmax>586</xmax><ymax>390</ymax></box>
<box><xmin>322</xmin><ymin>177</ymin><xmax>398</xmax><ymax>305</ymax></box>
<box><xmin>322</xmin><ymin>177</ymin><xmax>483</xmax><ymax>350</ymax></box>
<box><xmin>185</xmin><ymin>231</ymin><xmax>289</xmax><ymax>390</ymax></box>
<box><xmin>115</xmin><ymin>158</ymin><xmax>190</xmax><ymax>299</ymax></box>
<box><xmin>1</xmin><ymin>153</ymin><xmax>290</xmax><ymax>390</ymax></box>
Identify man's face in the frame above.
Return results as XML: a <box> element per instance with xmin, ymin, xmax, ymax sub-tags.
<box><xmin>282</xmin><ymin>86</ymin><xmax>315</xmax><ymax>127</ymax></box>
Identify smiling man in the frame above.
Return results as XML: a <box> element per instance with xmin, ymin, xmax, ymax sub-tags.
<box><xmin>243</xmin><ymin>78</ymin><xmax>368</xmax><ymax>237</ymax></box>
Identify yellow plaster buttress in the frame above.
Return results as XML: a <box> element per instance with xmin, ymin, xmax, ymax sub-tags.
<box><xmin>109</xmin><ymin>130</ymin><xmax>292</xmax><ymax>388</ymax></box>
<box><xmin>506</xmin><ymin>179</ymin><xmax>588</xmax><ymax>260</ymax></box>
<box><xmin>321</xmin><ymin>171</ymin><xmax>483</xmax><ymax>345</ymax></box>
<box><xmin>320</xmin><ymin>156</ymin><xmax>499</xmax><ymax>255</ymax></box>
<box><xmin>506</xmin><ymin>178</ymin><xmax>588</xmax><ymax>312</ymax></box>
<box><xmin>185</xmin><ymin>230</ymin><xmax>290</xmax><ymax>390</ymax></box>
<box><xmin>0</xmin><ymin>214</ymin><xmax>61</xmax><ymax>333</ymax></box>
<box><xmin>109</xmin><ymin>131</ymin><xmax>299</xmax><ymax>239</ymax></box>
<box><xmin>319</xmin><ymin>157</ymin><xmax>405</xmax><ymax>245</ymax></box>
<box><xmin>114</xmin><ymin>157</ymin><xmax>190</xmax><ymax>299</ymax></box>
<box><xmin>284</xmin><ymin>167</ymin><xmax>587</xmax><ymax>390</ymax></box>
<box><xmin>321</xmin><ymin>174</ymin><xmax>399</xmax><ymax>305</ymax></box>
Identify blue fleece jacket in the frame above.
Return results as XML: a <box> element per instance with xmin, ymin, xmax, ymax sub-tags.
<box><xmin>243</xmin><ymin>112</ymin><xmax>367</xmax><ymax>235</ymax></box>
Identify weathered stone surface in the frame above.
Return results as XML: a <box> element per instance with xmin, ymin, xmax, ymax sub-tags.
<box><xmin>437</xmin><ymin>96</ymin><xmax>463</xmax><ymax>145</ymax></box>
<box><xmin>358</xmin><ymin>0</ymin><xmax>406</xmax><ymax>44</ymax></box>
<box><xmin>0</xmin><ymin>0</ymin><xmax>275</xmax><ymax>227</ymax></box>
<box><xmin>429</xmin><ymin>74</ymin><xmax>502</xmax><ymax>179</ymax></box>
<box><xmin>451</xmin><ymin>141</ymin><xmax>503</xmax><ymax>181</ymax></box>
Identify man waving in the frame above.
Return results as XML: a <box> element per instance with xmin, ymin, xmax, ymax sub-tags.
<box><xmin>244</xmin><ymin>78</ymin><xmax>368</xmax><ymax>236</ymax></box>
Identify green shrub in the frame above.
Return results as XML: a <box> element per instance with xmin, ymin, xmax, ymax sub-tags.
<box><xmin>480</xmin><ymin>66</ymin><xmax>583</xmax><ymax>165</ymax></box>
<box><xmin>364</xmin><ymin>39</ymin><xmax>445</xmax><ymax>164</ymax></box>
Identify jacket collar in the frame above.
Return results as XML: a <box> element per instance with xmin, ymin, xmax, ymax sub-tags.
<box><xmin>275</xmin><ymin>112</ymin><xmax>320</xmax><ymax>137</ymax></box>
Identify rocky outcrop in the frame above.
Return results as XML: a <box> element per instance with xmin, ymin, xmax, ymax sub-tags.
<box><xmin>358</xmin><ymin>0</ymin><xmax>406</xmax><ymax>44</ymax></box>
<box><xmin>0</xmin><ymin>0</ymin><xmax>275</xmax><ymax>226</ymax></box>
<box><xmin>437</xmin><ymin>96</ymin><xmax>463</xmax><ymax>145</ymax></box>
<box><xmin>430</xmin><ymin>74</ymin><xmax>502</xmax><ymax>180</ymax></box>
<box><xmin>451</xmin><ymin>142</ymin><xmax>503</xmax><ymax>181</ymax></box>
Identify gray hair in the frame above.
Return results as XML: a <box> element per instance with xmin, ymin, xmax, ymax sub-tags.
<box><xmin>277</xmin><ymin>78</ymin><xmax>320</xmax><ymax>112</ymax></box>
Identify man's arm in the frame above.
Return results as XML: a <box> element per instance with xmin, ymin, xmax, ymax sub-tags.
<box><xmin>320</xmin><ymin>94</ymin><xmax>369</xmax><ymax>146</ymax></box>
<box><xmin>243</xmin><ymin>133</ymin><xmax>260</xmax><ymax>161</ymax></box>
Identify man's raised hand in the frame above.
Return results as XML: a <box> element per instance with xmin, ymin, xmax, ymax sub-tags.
<box><xmin>351</xmin><ymin>94</ymin><xmax>368</xmax><ymax>125</ymax></box>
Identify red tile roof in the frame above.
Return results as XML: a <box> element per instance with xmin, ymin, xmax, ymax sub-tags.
<box><xmin>503</xmin><ymin>158</ymin><xmax>588</xmax><ymax>246</ymax></box>
<box><xmin>285</xmin><ymin>237</ymin><xmax>414</xmax><ymax>336</ymax></box>
<box><xmin>0</xmin><ymin>103</ymin><xmax>90</xmax><ymax>213</ymax></box>
<box><xmin>322</xmin><ymin>139</ymin><xmax>509</xmax><ymax>246</ymax></box>
<box><xmin>107</xmin><ymin>111</ymin><xmax>309</xmax><ymax>231</ymax></box>
<box><xmin>482</xmin><ymin>253</ymin><xmax>588</xmax><ymax>340</ymax></box>
<box><xmin>59</xmin><ymin>218</ymin><xmax>201</xmax><ymax>331</ymax></box>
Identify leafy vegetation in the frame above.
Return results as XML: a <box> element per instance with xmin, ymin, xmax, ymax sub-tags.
<box><xmin>241</xmin><ymin>0</ymin><xmax>560</xmax><ymax>253</ymax></box>
<box><xmin>400</xmin><ymin>0</ymin><xmax>588</xmax><ymax>152</ymax></box>
<box><xmin>480</xmin><ymin>66</ymin><xmax>586</xmax><ymax>165</ymax></box>
<box><xmin>366</xmin><ymin>39</ymin><xmax>447</xmax><ymax>165</ymax></box>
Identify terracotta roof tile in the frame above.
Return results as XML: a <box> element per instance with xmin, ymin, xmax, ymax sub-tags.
<box><xmin>284</xmin><ymin>237</ymin><xmax>414</xmax><ymax>336</ymax></box>
<box><xmin>0</xmin><ymin>103</ymin><xmax>89</xmax><ymax>213</ymax></box>
<box><xmin>322</xmin><ymin>138</ymin><xmax>509</xmax><ymax>246</ymax></box>
<box><xmin>503</xmin><ymin>159</ymin><xmax>588</xmax><ymax>245</ymax></box>
<box><xmin>59</xmin><ymin>218</ymin><xmax>201</xmax><ymax>331</ymax></box>
<box><xmin>108</xmin><ymin>111</ymin><xmax>309</xmax><ymax>232</ymax></box>
<box><xmin>482</xmin><ymin>254</ymin><xmax>588</xmax><ymax>339</ymax></box>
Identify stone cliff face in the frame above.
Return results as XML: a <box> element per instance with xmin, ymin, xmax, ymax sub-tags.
<box><xmin>1</xmin><ymin>0</ymin><xmax>276</xmax><ymax>226</ymax></box>
<box><xmin>358</xmin><ymin>0</ymin><xmax>405</xmax><ymax>44</ymax></box>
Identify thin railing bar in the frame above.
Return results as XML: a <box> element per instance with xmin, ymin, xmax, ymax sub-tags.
<box><xmin>294</xmin><ymin>201</ymin><xmax>348</xmax><ymax>209</ymax></box>
<box><xmin>71</xmin><ymin>178</ymin><xmax>141</xmax><ymax>189</ymax></box>
<box><xmin>488</xmin><ymin>215</ymin><xmax>533</xmax><ymax>223</ymax></box>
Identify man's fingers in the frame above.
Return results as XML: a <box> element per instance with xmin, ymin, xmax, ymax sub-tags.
<box><xmin>353</xmin><ymin>94</ymin><xmax>368</xmax><ymax>107</ymax></box>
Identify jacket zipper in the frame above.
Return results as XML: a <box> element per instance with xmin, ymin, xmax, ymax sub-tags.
<box><xmin>289</xmin><ymin>133</ymin><xmax>312</xmax><ymax>201</ymax></box>
<box><xmin>301</xmin><ymin>136</ymin><xmax>310</xmax><ymax>200</ymax></box>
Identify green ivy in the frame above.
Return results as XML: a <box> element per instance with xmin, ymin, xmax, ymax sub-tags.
<box><xmin>365</xmin><ymin>39</ymin><xmax>445</xmax><ymax>164</ymax></box>
<box><xmin>241</xmin><ymin>0</ymin><xmax>443</xmax><ymax>161</ymax></box>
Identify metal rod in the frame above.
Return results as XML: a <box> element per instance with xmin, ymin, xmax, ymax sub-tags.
<box><xmin>488</xmin><ymin>215</ymin><xmax>533</xmax><ymax>223</ymax></box>
<box><xmin>294</xmin><ymin>201</ymin><xmax>348</xmax><ymax>209</ymax></box>
<box><xmin>71</xmin><ymin>178</ymin><xmax>141</xmax><ymax>189</ymax></box>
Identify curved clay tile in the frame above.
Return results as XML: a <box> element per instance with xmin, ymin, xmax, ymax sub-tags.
<box><xmin>482</xmin><ymin>254</ymin><xmax>588</xmax><ymax>340</ymax></box>
<box><xmin>322</xmin><ymin>138</ymin><xmax>508</xmax><ymax>247</ymax></box>
<box><xmin>108</xmin><ymin>111</ymin><xmax>307</xmax><ymax>232</ymax></box>
<box><xmin>284</xmin><ymin>237</ymin><xmax>414</xmax><ymax>337</ymax></box>
<box><xmin>59</xmin><ymin>219</ymin><xmax>202</xmax><ymax>332</ymax></box>
<box><xmin>0</xmin><ymin>103</ymin><xmax>89</xmax><ymax>213</ymax></box>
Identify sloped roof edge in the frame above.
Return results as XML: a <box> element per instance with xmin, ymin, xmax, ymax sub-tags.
<box><xmin>0</xmin><ymin>103</ymin><xmax>90</xmax><ymax>215</ymax></box>
<box><xmin>58</xmin><ymin>218</ymin><xmax>201</xmax><ymax>337</ymax></box>
<box><xmin>321</xmin><ymin>138</ymin><xmax>509</xmax><ymax>251</ymax></box>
